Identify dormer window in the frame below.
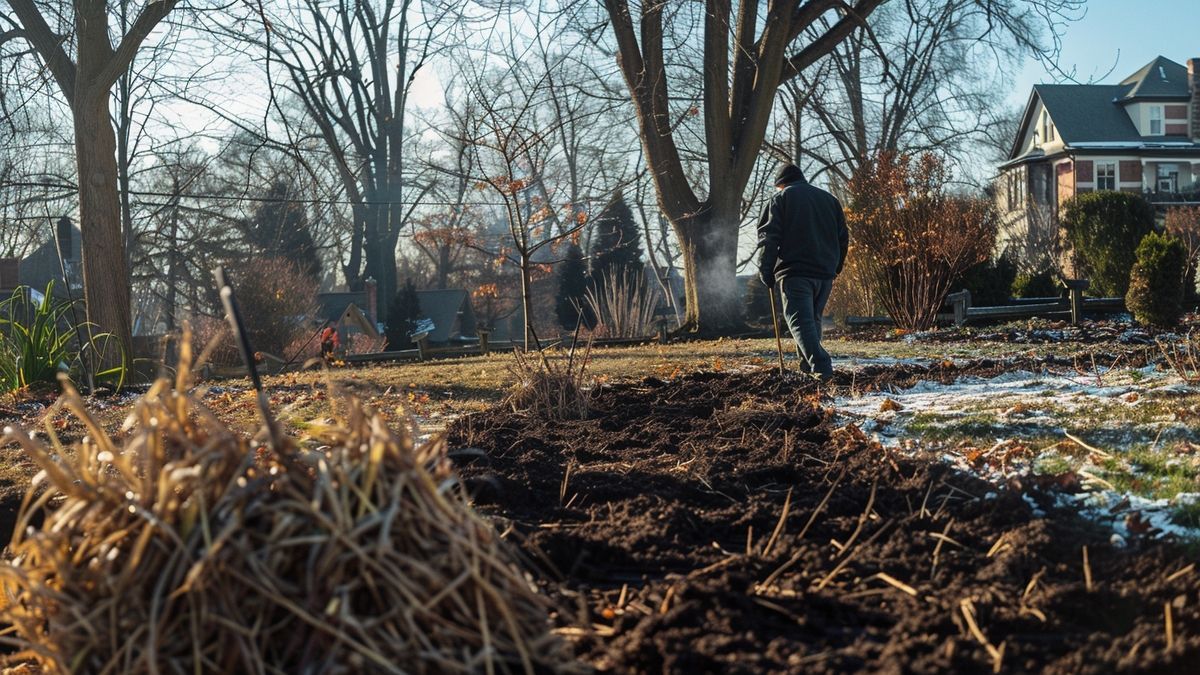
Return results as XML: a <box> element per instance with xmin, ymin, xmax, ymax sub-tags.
<box><xmin>1149</xmin><ymin>105</ymin><xmax>1163</xmax><ymax>135</ymax></box>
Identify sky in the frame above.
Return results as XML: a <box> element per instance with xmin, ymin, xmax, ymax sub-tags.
<box><xmin>1006</xmin><ymin>0</ymin><xmax>1199</xmax><ymax>107</ymax></box>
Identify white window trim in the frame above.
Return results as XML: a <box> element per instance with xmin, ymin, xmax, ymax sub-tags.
<box><xmin>1096</xmin><ymin>161</ymin><xmax>1117</xmax><ymax>191</ymax></box>
<box><xmin>1149</xmin><ymin>105</ymin><xmax>1164</xmax><ymax>136</ymax></box>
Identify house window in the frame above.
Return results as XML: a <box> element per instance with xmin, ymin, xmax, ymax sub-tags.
<box><xmin>1096</xmin><ymin>162</ymin><xmax>1116</xmax><ymax>191</ymax></box>
<box><xmin>1157</xmin><ymin>163</ymin><xmax>1179</xmax><ymax>193</ymax></box>
<box><xmin>1008</xmin><ymin>171</ymin><xmax>1026</xmax><ymax>210</ymax></box>
<box><xmin>1149</xmin><ymin>106</ymin><xmax>1163</xmax><ymax>135</ymax></box>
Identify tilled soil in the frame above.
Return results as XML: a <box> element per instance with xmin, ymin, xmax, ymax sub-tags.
<box><xmin>446</xmin><ymin>362</ymin><xmax>1200</xmax><ymax>673</ymax></box>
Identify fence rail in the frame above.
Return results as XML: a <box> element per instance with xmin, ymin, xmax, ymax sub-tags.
<box><xmin>846</xmin><ymin>279</ymin><xmax>1125</xmax><ymax>329</ymax></box>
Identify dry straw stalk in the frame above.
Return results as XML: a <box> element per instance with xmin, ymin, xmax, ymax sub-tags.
<box><xmin>0</xmin><ymin>336</ymin><xmax>572</xmax><ymax>674</ymax></box>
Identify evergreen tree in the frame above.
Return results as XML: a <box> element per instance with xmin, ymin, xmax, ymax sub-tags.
<box><xmin>385</xmin><ymin>278</ymin><xmax>423</xmax><ymax>349</ymax></box>
<box><xmin>588</xmin><ymin>194</ymin><xmax>643</xmax><ymax>289</ymax></box>
<box><xmin>555</xmin><ymin>243</ymin><xmax>592</xmax><ymax>330</ymax></box>
<box><xmin>246</xmin><ymin>178</ymin><xmax>322</xmax><ymax>280</ymax></box>
<box><xmin>1061</xmin><ymin>192</ymin><xmax>1154</xmax><ymax>297</ymax></box>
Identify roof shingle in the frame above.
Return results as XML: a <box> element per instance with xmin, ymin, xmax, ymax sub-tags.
<box><xmin>1118</xmin><ymin>56</ymin><xmax>1191</xmax><ymax>100</ymax></box>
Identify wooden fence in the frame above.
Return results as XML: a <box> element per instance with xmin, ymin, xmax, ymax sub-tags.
<box><xmin>847</xmin><ymin>279</ymin><xmax>1125</xmax><ymax>328</ymax></box>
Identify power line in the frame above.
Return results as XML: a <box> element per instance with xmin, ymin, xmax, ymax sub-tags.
<box><xmin>0</xmin><ymin>179</ymin><xmax>587</xmax><ymax>209</ymax></box>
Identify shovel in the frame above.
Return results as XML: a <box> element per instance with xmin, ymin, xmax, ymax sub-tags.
<box><xmin>768</xmin><ymin>285</ymin><xmax>786</xmax><ymax>376</ymax></box>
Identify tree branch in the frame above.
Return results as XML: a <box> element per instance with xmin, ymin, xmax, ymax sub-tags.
<box><xmin>4</xmin><ymin>0</ymin><xmax>76</xmax><ymax>104</ymax></box>
<box><xmin>98</xmin><ymin>0</ymin><xmax>181</xmax><ymax>93</ymax></box>
<box><xmin>780</xmin><ymin>0</ymin><xmax>885</xmax><ymax>83</ymax></box>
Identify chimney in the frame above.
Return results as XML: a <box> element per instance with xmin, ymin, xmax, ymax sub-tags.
<box><xmin>1191</xmin><ymin>58</ymin><xmax>1200</xmax><ymax>141</ymax></box>
<box><xmin>0</xmin><ymin>258</ymin><xmax>18</xmax><ymax>289</ymax></box>
<box><xmin>55</xmin><ymin>216</ymin><xmax>73</xmax><ymax>260</ymax></box>
<box><xmin>364</xmin><ymin>277</ymin><xmax>377</xmax><ymax>322</ymax></box>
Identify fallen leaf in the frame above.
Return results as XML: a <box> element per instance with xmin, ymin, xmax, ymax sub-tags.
<box><xmin>1125</xmin><ymin>511</ymin><xmax>1151</xmax><ymax>535</ymax></box>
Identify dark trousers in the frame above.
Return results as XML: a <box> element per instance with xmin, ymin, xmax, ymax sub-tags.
<box><xmin>779</xmin><ymin>276</ymin><xmax>833</xmax><ymax>378</ymax></box>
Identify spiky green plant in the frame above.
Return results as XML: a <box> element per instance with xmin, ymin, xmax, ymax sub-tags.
<box><xmin>0</xmin><ymin>282</ymin><xmax>125</xmax><ymax>393</ymax></box>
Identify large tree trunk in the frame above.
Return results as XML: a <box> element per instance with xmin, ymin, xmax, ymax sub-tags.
<box><xmin>379</xmin><ymin>230</ymin><xmax>399</xmax><ymax>326</ymax></box>
<box><xmin>437</xmin><ymin>244</ymin><xmax>450</xmax><ymax>289</ymax></box>
<box><xmin>74</xmin><ymin>93</ymin><xmax>134</xmax><ymax>366</ymax></box>
<box><xmin>674</xmin><ymin>203</ymin><xmax>743</xmax><ymax>334</ymax></box>
<box><xmin>342</xmin><ymin>204</ymin><xmax>367</xmax><ymax>291</ymax></box>
<box><xmin>360</xmin><ymin>199</ymin><xmax>383</xmax><ymax>294</ymax></box>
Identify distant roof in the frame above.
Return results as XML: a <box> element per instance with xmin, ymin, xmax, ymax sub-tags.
<box><xmin>416</xmin><ymin>289</ymin><xmax>476</xmax><ymax>343</ymax></box>
<box><xmin>1007</xmin><ymin>56</ymin><xmax>1199</xmax><ymax>163</ymax></box>
<box><xmin>18</xmin><ymin>225</ymin><xmax>81</xmax><ymax>296</ymax></box>
<box><xmin>317</xmin><ymin>291</ymin><xmax>367</xmax><ymax>324</ymax></box>
<box><xmin>1034</xmin><ymin>84</ymin><xmax>1144</xmax><ymax>144</ymax></box>
<box><xmin>1118</xmin><ymin>56</ymin><xmax>1191</xmax><ymax>101</ymax></box>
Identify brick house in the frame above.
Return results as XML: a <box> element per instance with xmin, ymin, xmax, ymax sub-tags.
<box><xmin>996</xmin><ymin>56</ymin><xmax>1200</xmax><ymax>266</ymax></box>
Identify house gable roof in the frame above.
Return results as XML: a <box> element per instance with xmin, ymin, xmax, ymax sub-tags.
<box><xmin>416</xmin><ymin>289</ymin><xmax>476</xmax><ymax>343</ymax></box>
<box><xmin>317</xmin><ymin>291</ymin><xmax>369</xmax><ymax>324</ymax></box>
<box><xmin>1035</xmin><ymin>84</ymin><xmax>1141</xmax><ymax>144</ymax></box>
<box><xmin>18</xmin><ymin>225</ymin><xmax>82</xmax><ymax>295</ymax></box>
<box><xmin>1118</xmin><ymin>56</ymin><xmax>1191</xmax><ymax>101</ymax></box>
<box><xmin>1006</xmin><ymin>55</ymin><xmax>1199</xmax><ymax>163</ymax></box>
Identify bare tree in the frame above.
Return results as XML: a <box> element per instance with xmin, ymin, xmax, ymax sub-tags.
<box><xmin>458</xmin><ymin>63</ymin><xmax>613</xmax><ymax>350</ymax></box>
<box><xmin>5</xmin><ymin>0</ymin><xmax>181</xmax><ymax>361</ymax></box>
<box><xmin>0</xmin><ymin>110</ymin><xmax>77</xmax><ymax>259</ymax></box>
<box><xmin>775</xmin><ymin>0</ymin><xmax>1083</xmax><ymax>187</ymax></box>
<box><xmin>410</xmin><ymin>98</ymin><xmax>483</xmax><ymax>290</ymax></box>
<box><xmin>241</xmin><ymin>0</ymin><xmax>458</xmax><ymax>324</ymax></box>
<box><xmin>600</xmin><ymin>0</ymin><xmax>888</xmax><ymax>334</ymax></box>
<box><xmin>599</xmin><ymin>0</ymin><xmax>1084</xmax><ymax>333</ymax></box>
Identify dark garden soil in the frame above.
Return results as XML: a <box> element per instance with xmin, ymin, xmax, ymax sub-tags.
<box><xmin>446</xmin><ymin>361</ymin><xmax>1200</xmax><ymax>674</ymax></box>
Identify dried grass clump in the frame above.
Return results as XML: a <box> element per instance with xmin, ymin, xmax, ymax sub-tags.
<box><xmin>506</xmin><ymin>342</ymin><xmax>594</xmax><ymax>421</ymax></box>
<box><xmin>1160</xmin><ymin>330</ymin><xmax>1200</xmax><ymax>385</ymax></box>
<box><xmin>0</xmin><ymin>342</ymin><xmax>570</xmax><ymax>674</ymax></box>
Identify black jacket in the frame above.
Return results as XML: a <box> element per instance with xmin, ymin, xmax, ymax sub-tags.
<box><xmin>756</xmin><ymin>179</ymin><xmax>849</xmax><ymax>282</ymax></box>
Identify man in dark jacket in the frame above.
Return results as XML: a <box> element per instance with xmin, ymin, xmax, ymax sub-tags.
<box><xmin>756</xmin><ymin>164</ymin><xmax>849</xmax><ymax>379</ymax></box>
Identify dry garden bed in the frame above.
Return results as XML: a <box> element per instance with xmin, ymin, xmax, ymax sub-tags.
<box><xmin>447</xmin><ymin>361</ymin><xmax>1199</xmax><ymax>673</ymax></box>
<box><xmin>0</xmin><ymin>327</ymin><xmax>1197</xmax><ymax>672</ymax></box>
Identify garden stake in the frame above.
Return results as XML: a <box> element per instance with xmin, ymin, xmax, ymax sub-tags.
<box><xmin>213</xmin><ymin>266</ymin><xmax>281</xmax><ymax>451</ymax></box>
<box><xmin>768</xmin><ymin>286</ymin><xmax>786</xmax><ymax>375</ymax></box>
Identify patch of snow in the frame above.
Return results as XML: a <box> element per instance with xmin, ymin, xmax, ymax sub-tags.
<box><xmin>834</xmin><ymin>367</ymin><xmax>1200</xmax><ymax>541</ymax></box>
<box><xmin>835</xmin><ymin>367</ymin><xmax>1187</xmax><ymax>443</ymax></box>
<box><xmin>832</xmin><ymin>355</ymin><xmax>938</xmax><ymax>369</ymax></box>
<box><xmin>1061</xmin><ymin>491</ymin><xmax>1199</xmax><ymax>541</ymax></box>
<box><xmin>1021</xmin><ymin>493</ymin><xmax>1045</xmax><ymax>517</ymax></box>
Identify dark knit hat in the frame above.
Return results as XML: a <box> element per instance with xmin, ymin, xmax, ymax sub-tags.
<box><xmin>775</xmin><ymin>164</ymin><xmax>805</xmax><ymax>186</ymax></box>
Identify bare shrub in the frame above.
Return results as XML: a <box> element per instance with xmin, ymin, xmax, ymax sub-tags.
<box><xmin>188</xmin><ymin>314</ymin><xmax>237</xmax><ymax>366</ymax></box>
<box><xmin>506</xmin><ymin>340</ymin><xmax>594</xmax><ymax>420</ymax></box>
<box><xmin>584</xmin><ymin>270</ymin><xmax>660</xmax><ymax>338</ymax></box>
<box><xmin>848</xmin><ymin>152</ymin><xmax>997</xmax><ymax>330</ymax></box>
<box><xmin>1165</xmin><ymin>205</ymin><xmax>1200</xmax><ymax>301</ymax></box>
<box><xmin>826</xmin><ymin>242</ymin><xmax>885</xmax><ymax>320</ymax></box>
<box><xmin>184</xmin><ymin>258</ymin><xmax>318</xmax><ymax>365</ymax></box>
<box><xmin>345</xmin><ymin>332</ymin><xmax>387</xmax><ymax>355</ymax></box>
<box><xmin>1160</xmin><ymin>331</ymin><xmax>1200</xmax><ymax>384</ymax></box>
<box><xmin>226</xmin><ymin>257</ymin><xmax>319</xmax><ymax>357</ymax></box>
